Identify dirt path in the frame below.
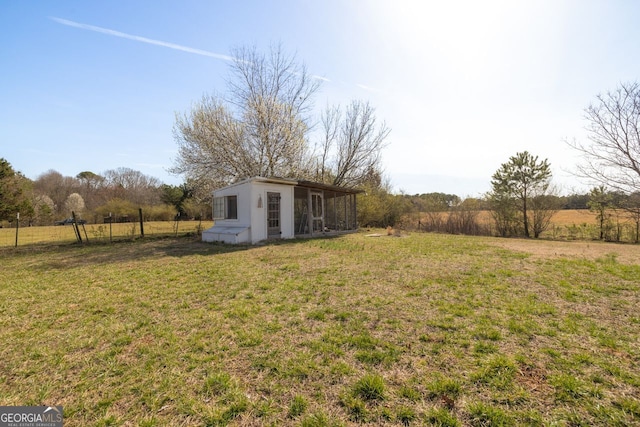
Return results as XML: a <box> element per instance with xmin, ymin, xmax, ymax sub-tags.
<box><xmin>486</xmin><ymin>237</ymin><xmax>640</xmax><ymax>265</ymax></box>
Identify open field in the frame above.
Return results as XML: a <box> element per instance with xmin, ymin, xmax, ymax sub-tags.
<box><xmin>456</xmin><ymin>209</ymin><xmax>603</xmax><ymax>231</ymax></box>
<box><xmin>0</xmin><ymin>221</ymin><xmax>214</xmax><ymax>247</ymax></box>
<box><xmin>469</xmin><ymin>209</ymin><xmax>600</xmax><ymax>228</ymax></box>
<box><xmin>1</xmin><ymin>232</ymin><xmax>639</xmax><ymax>426</ymax></box>
<box><xmin>416</xmin><ymin>209</ymin><xmax>639</xmax><ymax>242</ymax></box>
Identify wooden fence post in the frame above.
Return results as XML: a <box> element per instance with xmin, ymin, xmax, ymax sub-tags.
<box><xmin>139</xmin><ymin>208</ymin><xmax>144</xmax><ymax>237</ymax></box>
<box><xmin>71</xmin><ymin>211</ymin><xmax>82</xmax><ymax>243</ymax></box>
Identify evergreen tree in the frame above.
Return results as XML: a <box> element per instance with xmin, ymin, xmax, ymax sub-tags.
<box><xmin>490</xmin><ymin>151</ymin><xmax>553</xmax><ymax>238</ymax></box>
<box><xmin>0</xmin><ymin>158</ymin><xmax>33</xmax><ymax>221</ymax></box>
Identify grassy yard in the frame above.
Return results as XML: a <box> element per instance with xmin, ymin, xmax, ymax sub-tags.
<box><xmin>1</xmin><ymin>232</ymin><xmax>639</xmax><ymax>426</ymax></box>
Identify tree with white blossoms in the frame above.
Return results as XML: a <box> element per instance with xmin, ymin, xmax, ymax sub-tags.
<box><xmin>64</xmin><ymin>193</ymin><xmax>85</xmax><ymax>217</ymax></box>
<box><xmin>172</xmin><ymin>44</ymin><xmax>320</xmax><ymax>195</ymax></box>
<box><xmin>172</xmin><ymin>44</ymin><xmax>390</xmax><ymax>198</ymax></box>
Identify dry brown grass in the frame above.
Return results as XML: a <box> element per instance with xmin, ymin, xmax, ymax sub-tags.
<box><xmin>485</xmin><ymin>237</ymin><xmax>640</xmax><ymax>264</ymax></box>
<box><xmin>415</xmin><ymin>209</ymin><xmax>640</xmax><ymax>242</ymax></box>
<box><xmin>0</xmin><ymin>220</ymin><xmax>213</xmax><ymax>247</ymax></box>
<box><xmin>550</xmin><ymin>209</ymin><xmax>598</xmax><ymax>225</ymax></box>
<box><xmin>437</xmin><ymin>209</ymin><xmax>599</xmax><ymax>227</ymax></box>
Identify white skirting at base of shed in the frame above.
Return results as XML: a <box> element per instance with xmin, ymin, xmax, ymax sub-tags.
<box><xmin>202</xmin><ymin>226</ymin><xmax>250</xmax><ymax>244</ymax></box>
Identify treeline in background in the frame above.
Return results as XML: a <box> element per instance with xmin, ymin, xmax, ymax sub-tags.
<box><xmin>1</xmin><ymin>159</ymin><xmax>210</xmax><ymax>228</ymax></box>
<box><xmin>3</xmin><ymin>157</ymin><xmax>640</xmax><ymax>245</ymax></box>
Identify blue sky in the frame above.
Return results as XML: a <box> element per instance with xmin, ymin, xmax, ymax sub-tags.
<box><xmin>1</xmin><ymin>1</ymin><xmax>639</xmax><ymax>196</ymax></box>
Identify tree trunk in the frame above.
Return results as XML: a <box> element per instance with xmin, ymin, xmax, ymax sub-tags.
<box><xmin>523</xmin><ymin>197</ymin><xmax>529</xmax><ymax>237</ymax></box>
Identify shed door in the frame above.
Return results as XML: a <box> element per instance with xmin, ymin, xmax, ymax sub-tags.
<box><xmin>267</xmin><ymin>192</ymin><xmax>281</xmax><ymax>238</ymax></box>
<box><xmin>311</xmin><ymin>191</ymin><xmax>324</xmax><ymax>232</ymax></box>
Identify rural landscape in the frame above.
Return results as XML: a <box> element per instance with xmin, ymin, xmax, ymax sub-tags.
<box><xmin>3</xmin><ymin>2</ymin><xmax>640</xmax><ymax>426</ymax></box>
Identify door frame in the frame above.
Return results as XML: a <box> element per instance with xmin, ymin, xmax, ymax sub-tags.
<box><xmin>266</xmin><ymin>191</ymin><xmax>281</xmax><ymax>239</ymax></box>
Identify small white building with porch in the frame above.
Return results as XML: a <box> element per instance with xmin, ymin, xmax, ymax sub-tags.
<box><xmin>202</xmin><ymin>177</ymin><xmax>361</xmax><ymax>244</ymax></box>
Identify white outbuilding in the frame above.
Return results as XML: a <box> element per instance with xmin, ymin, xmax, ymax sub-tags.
<box><xmin>202</xmin><ymin>176</ymin><xmax>361</xmax><ymax>244</ymax></box>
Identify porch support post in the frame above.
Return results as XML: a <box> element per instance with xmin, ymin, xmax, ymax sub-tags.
<box><xmin>320</xmin><ymin>190</ymin><xmax>325</xmax><ymax>232</ymax></box>
<box><xmin>353</xmin><ymin>193</ymin><xmax>358</xmax><ymax>229</ymax></box>
<box><xmin>307</xmin><ymin>188</ymin><xmax>313</xmax><ymax>236</ymax></box>
<box><xmin>333</xmin><ymin>192</ymin><xmax>337</xmax><ymax>230</ymax></box>
<box><xmin>344</xmin><ymin>194</ymin><xmax>348</xmax><ymax>230</ymax></box>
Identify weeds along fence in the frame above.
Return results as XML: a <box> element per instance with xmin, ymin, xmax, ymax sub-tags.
<box><xmin>0</xmin><ymin>219</ymin><xmax>214</xmax><ymax>248</ymax></box>
<box><xmin>402</xmin><ymin>210</ymin><xmax>493</xmax><ymax>236</ymax></box>
<box><xmin>404</xmin><ymin>209</ymin><xmax>640</xmax><ymax>243</ymax></box>
<box><xmin>546</xmin><ymin>222</ymin><xmax>640</xmax><ymax>243</ymax></box>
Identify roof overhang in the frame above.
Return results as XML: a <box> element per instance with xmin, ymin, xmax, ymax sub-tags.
<box><xmin>294</xmin><ymin>180</ymin><xmax>364</xmax><ymax>194</ymax></box>
<box><xmin>212</xmin><ymin>176</ymin><xmax>363</xmax><ymax>195</ymax></box>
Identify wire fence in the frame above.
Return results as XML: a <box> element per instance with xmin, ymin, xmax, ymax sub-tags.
<box><xmin>0</xmin><ymin>219</ymin><xmax>214</xmax><ymax>248</ymax></box>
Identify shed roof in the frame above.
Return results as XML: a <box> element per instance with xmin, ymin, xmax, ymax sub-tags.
<box><xmin>295</xmin><ymin>180</ymin><xmax>363</xmax><ymax>194</ymax></box>
<box><xmin>212</xmin><ymin>176</ymin><xmax>363</xmax><ymax>194</ymax></box>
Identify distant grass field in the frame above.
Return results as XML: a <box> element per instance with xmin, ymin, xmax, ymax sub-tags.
<box><xmin>1</xmin><ymin>232</ymin><xmax>639</xmax><ymax>426</ymax></box>
<box><xmin>0</xmin><ymin>221</ymin><xmax>213</xmax><ymax>247</ymax></box>
<box><xmin>419</xmin><ymin>209</ymin><xmax>638</xmax><ymax>241</ymax></box>
<box><xmin>470</xmin><ymin>209</ymin><xmax>599</xmax><ymax>227</ymax></box>
<box><xmin>456</xmin><ymin>209</ymin><xmax>601</xmax><ymax>231</ymax></box>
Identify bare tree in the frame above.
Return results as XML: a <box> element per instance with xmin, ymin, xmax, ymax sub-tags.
<box><xmin>622</xmin><ymin>192</ymin><xmax>640</xmax><ymax>243</ymax></box>
<box><xmin>76</xmin><ymin>171</ymin><xmax>105</xmax><ymax>211</ymax></box>
<box><xmin>316</xmin><ymin>100</ymin><xmax>390</xmax><ymax>188</ymax></box>
<box><xmin>530</xmin><ymin>189</ymin><xmax>561</xmax><ymax>238</ymax></box>
<box><xmin>33</xmin><ymin>170</ymin><xmax>80</xmax><ymax>216</ymax></box>
<box><xmin>487</xmin><ymin>190</ymin><xmax>520</xmax><ymax>237</ymax></box>
<box><xmin>172</xmin><ymin>44</ymin><xmax>321</xmax><ymax>191</ymax></box>
<box><xmin>32</xmin><ymin>194</ymin><xmax>55</xmax><ymax>225</ymax></box>
<box><xmin>103</xmin><ymin>168</ymin><xmax>161</xmax><ymax>206</ymax></box>
<box><xmin>569</xmin><ymin>81</ymin><xmax>640</xmax><ymax>194</ymax></box>
<box><xmin>315</xmin><ymin>104</ymin><xmax>341</xmax><ymax>184</ymax></box>
<box><xmin>445</xmin><ymin>198</ymin><xmax>485</xmax><ymax>236</ymax></box>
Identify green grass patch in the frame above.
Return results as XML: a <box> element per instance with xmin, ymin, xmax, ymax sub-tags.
<box><xmin>288</xmin><ymin>395</ymin><xmax>308</xmax><ymax>418</ymax></box>
<box><xmin>1</xmin><ymin>232</ymin><xmax>639</xmax><ymax>425</ymax></box>
<box><xmin>471</xmin><ymin>355</ymin><xmax>517</xmax><ymax>390</ymax></box>
<box><xmin>426</xmin><ymin>407</ymin><xmax>461</xmax><ymax>426</ymax></box>
<box><xmin>351</xmin><ymin>373</ymin><xmax>386</xmax><ymax>401</ymax></box>
<box><xmin>467</xmin><ymin>401</ymin><xmax>514</xmax><ymax>426</ymax></box>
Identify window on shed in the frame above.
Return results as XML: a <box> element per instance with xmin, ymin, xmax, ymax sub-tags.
<box><xmin>226</xmin><ymin>195</ymin><xmax>237</xmax><ymax>219</ymax></box>
<box><xmin>213</xmin><ymin>195</ymin><xmax>238</xmax><ymax>220</ymax></box>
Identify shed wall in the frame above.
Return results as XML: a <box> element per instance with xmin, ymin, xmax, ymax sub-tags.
<box><xmin>203</xmin><ymin>182</ymin><xmax>253</xmax><ymax>243</ymax></box>
<box><xmin>249</xmin><ymin>182</ymin><xmax>294</xmax><ymax>243</ymax></box>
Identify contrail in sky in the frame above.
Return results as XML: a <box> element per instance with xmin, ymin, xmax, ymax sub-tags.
<box><xmin>49</xmin><ymin>16</ymin><xmax>235</xmax><ymax>62</ymax></box>
<box><xmin>356</xmin><ymin>83</ymin><xmax>380</xmax><ymax>93</ymax></box>
<box><xmin>50</xmin><ymin>17</ymin><xmax>341</xmax><ymax>85</ymax></box>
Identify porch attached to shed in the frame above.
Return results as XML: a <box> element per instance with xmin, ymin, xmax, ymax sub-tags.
<box><xmin>293</xmin><ymin>180</ymin><xmax>360</xmax><ymax>237</ymax></box>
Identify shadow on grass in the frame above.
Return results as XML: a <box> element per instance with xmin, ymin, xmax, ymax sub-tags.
<box><xmin>6</xmin><ymin>233</ymin><xmax>346</xmax><ymax>270</ymax></box>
